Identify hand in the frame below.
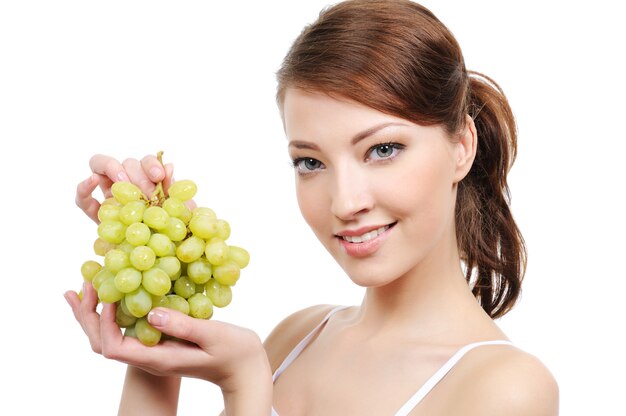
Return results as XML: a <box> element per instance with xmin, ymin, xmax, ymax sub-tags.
<box><xmin>75</xmin><ymin>154</ymin><xmax>174</xmax><ymax>223</ymax></box>
<box><xmin>64</xmin><ymin>283</ymin><xmax>271</xmax><ymax>394</ymax></box>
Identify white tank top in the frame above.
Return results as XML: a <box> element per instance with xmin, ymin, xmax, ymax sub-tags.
<box><xmin>271</xmin><ymin>305</ymin><xmax>512</xmax><ymax>416</ymax></box>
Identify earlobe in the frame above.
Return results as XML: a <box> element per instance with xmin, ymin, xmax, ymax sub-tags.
<box><xmin>454</xmin><ymin>115</ymin><xmax>478</xmax><ymax>183</ymax></box>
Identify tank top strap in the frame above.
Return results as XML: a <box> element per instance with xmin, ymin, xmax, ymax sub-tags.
<box><xmin>393</xmin><ymin>340</ymin><xmax>513</xmax><ymax>416</ymax></box>
<box><xmin>272</xmin><ymin>305</ymin><xmax>350</xmax><ymax>382</ymax></box>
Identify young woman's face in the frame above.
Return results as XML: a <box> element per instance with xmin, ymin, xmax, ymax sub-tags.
<box><xmin>283</xmin><ymin>88</ymin><xmax>465</xmax><ymax>287</ymax></box>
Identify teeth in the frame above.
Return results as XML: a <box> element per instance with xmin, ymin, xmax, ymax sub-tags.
<box><xmin>342</xmin><ymin>225</ymin><xmax>390</xmax><ymax>243</ymax></box>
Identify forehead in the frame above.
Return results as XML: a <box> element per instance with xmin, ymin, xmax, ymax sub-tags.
<box><xmin>282</xmin><ymin>88</ymin><xmax>406</xmax><ymax>142</ymax></box>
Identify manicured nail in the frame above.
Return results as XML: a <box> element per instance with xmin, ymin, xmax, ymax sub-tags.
<box><xmin>148</xmin><ymin>309</ymin><xmax>169</xmax><ymax>327</ymax></box>
<box><xmin>149</xmin><ymin>167</ymin><xmax>162</xmax><ymax>180</ymax></box>
<box><xmin>117</xmin><ymin>172</ymin><xmax>130</xmax><ymax>182</ymax></box>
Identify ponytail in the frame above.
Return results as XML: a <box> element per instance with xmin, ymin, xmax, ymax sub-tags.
<box><xmin>456</xmin><ymin>71</ymin><xmax>527</xmax><ymax>318</ymax></box>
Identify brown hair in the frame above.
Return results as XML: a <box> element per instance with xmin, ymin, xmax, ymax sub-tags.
<box><xmin>276</xmin><ymin>0</ymin><xmax>526</xmax><ymax>318</ymax></box>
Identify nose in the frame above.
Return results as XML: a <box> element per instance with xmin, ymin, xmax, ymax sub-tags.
<box><xmin>330</xmin><ymin>162</ymin><xmax>374</xmax><ymax>221</ymax></box>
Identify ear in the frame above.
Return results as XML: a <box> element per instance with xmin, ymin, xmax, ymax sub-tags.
<box><xmin>453</xmin><ymin>114</ymin><xmax>478</xmax><ymax>183</ymax></box>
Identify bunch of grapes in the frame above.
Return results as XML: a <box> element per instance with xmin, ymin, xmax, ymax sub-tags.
<box><xmin>79</xmin><ymin>155</ymin><xmax>249</xmax><ymax>346</ymax></box>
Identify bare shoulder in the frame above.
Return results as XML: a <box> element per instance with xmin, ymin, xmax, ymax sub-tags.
<box><xmin>263</xmin><ymin>304</ymin><xmax>338</xmax><ymax>373</ymax></box>
<box><xmin>451</xmin><ymin>345</ymin><xmax>559</xmax><ymax>415</ymax></box>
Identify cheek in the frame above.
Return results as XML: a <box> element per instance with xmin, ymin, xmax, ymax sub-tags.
<box><xmin>379</xmin><ymin>157</ymin><xmax>455</xmax><ymax>225</ymax></box>
<box><xmin>295</xmin><ymin>180</ymin><xmax>326</xmax><ymax>230</ymax></box>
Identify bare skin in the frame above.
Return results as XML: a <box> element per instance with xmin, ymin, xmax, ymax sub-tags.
<box><xmin>67</xmin><ymin>89</ymin><xmax>558</xmax><ymax>415</ymax></box>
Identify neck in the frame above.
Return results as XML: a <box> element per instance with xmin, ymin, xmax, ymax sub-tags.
<box><xmin>352</xmin><ymin>240</ymin><xmax>496</xmax><ymax>345</ymax></box>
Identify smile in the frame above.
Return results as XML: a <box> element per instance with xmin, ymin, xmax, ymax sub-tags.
<box><xmin>339</xmin><ymin>222</ymin><xmax>396</xmax><ymax>244</ymax></box>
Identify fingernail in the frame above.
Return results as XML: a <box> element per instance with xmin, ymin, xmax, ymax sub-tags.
<box><xmin>148</xmin><ymin>309</ymin><xmax>168</xmax><ymax>327</ymax></box>
<box><xmin>149</xmin><ymin>167</ymin><xmax>162</xmax><ymax>179</ymax></box>
<box><xmin>117</xmin><ymin>172</ymin><xmax>130</xmax><ymax>182</ymax></box>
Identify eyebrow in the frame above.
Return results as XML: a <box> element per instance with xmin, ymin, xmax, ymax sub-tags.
<box><xmin>288</xmin><ymin>122</ymin><xmax>409</xmax><ymax>150</ymax></box>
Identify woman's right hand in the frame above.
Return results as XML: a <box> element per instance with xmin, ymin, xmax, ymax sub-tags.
<box><xmin>64</xmin><ymin>283</ymin><xmax>272</xmax><ymax>414</ymax></box>
<box><xmin>75</xmin><ymin>154</ymin><xmax>174</xmax><ymax>223</ymax></box>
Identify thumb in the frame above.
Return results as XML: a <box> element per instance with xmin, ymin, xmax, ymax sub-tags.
<box><xmin>147</xmin><ymin>307</ymin><xmax>215</xmax><ymax>346</ymax></box>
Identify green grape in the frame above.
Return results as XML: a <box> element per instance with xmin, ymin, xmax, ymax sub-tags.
<box><xmin>173</xmin><ymin>276</ymin><xmax>196</xmax><ymax>299</ymax></box>
<box><xmin>147</xmin><ymin>233</ymin><xmax>173</xmax><ymax>257</ymax></box>
<box><xmin>93</xmin><ymin>238</ymin><xmax>116</xmax><ymax>256</ymax></box>
<box><xmin>154</xmin><ymin>256</ymin><xmax>181</xmax><ymax>280</ymax></box>
<box><xmin>119</xmin><ymin>296</ymin><xmax>133</xmax><ymax>316</ymax></box>
<box><xmin>135</xmin><ymin>317</ymin><xmax>161</xmax><ymax>346</ymax></box>
<box><xmin>179</xmin><ymin>206</ymin><xmax>192</xmax><ymax>225</ymax></box>
<box><xmin>215</xmin><ymin>219</ymin><xmax>231</xmax><ymax>240</ymax></box>
<box><xmin>227</xmin><ymin>245</ymin><xmax>250</xmax><ymax>269</ymax></box>
<box><xmin>125</xmin><ymin>286</ymin><xmax>152</xmax><ymax>318</ymax></box>
<box><xmin>102</xmin><ymin>197</ymin><xmax>122</xmax><ymax>207</ymax></box>
<box><xmin>117</xmin><ymin>240</ymin><xmax>136</xmax><ymax>254</ymax></box>
<box><xmin>81</xmin><ymin>260</ymin><xmax>102</xmax><ymax>282</ymax></box>
<box><xmin>124</xmin><ymin>326</ymin><xmax>137</xmax><ymax>338</ymax></box>
<box><xmin>98</xmin><ymin>204</ymin><xmax>121</xmax><ymax>222</ymax></box>
<box><xmin>115</xmin><ymin>304</ymin><xmax>137</xmax><ymax>328</ymax></box>
<box><xmin>213</xmin><ymin>260</ymin><xmax>240</xmax><ymax>286</ymax></box>
<box><xmin>188</xmin><ymin>293</ymin><xmax>213</xmax><ymax>319</ymax></box>
<box><xmin>162</xmin><ymin>197</ymin><xmax>185</xmax><ymax>218</ymax></box>
<box><xmin>165</xmin><ymin>294</ymin><xmax>190</xmax><ymax>315</ymax></box>
<box><xmin>154</xmin><ymin>295</ymin><xmax>168</xmax><ymax>307</ymax></box>
<box><xmin>163</xmin><ymin>217</ymin><xmax>187</xmax><ymax>242</ymax></box>
<box><xmin>205</xmin><ymin>238</ymin><xmax>229</xmax><ymax>266</ymax></box>
<box><xmin>129</xmin><ymin>246</ymin><xmax>156</xmax><ymax>271</ymax></box>
<box><xmin>98</xmin><ymin>277</ymin><xmax>124</xmax><ymax>303</ymax></box>
<box><xmin>167</xmin><ymin>179</ymin><xmax>197</xmax><ymax>202</ymax></box>
<box><xmin>80</xmin><ymin>158</ymin><xmax>250</xmax><ymax>346</ymax></box>
<box><xmin>142</xmin><ymin>268</ymin><xmax>172</xmax><ymax>296</ymax></box>
<box><xmin>189</xmin><ymin>215</ymin><xmax>217</xmax><ymax>239</ymax></box>
<box><xmin>192</xmin><ymin>206</ymin><xmax>216</xmax><ymax>220</ymax></box>
<box><xmin>119</xmin><ymin>201</ymin><xmax>146</xmax><ymax>225</ymax></box>
<box><xmin>187</xmin><ymin>257</ymin><xmax>212</xmax><ymax>285</ymax></box>
<box><xmin>205</xmin><ymin>279</ymin><xmax>233</xmax><ymax>308</ymax></box>
<box><xmin>92</xmin><ymin>268</ymin><xmax>114</xmax><ymax>291</ymax></box>
<box><xmin>104</xmin><ymin>248</ymin><xmax>130</xmax><ymax>274</ymax></box>
<box><xmin>126</xmin><ymin>222</ymin><xmax>151</xmax><ymax>246</ymax></box>
<box><xmin>97</xmin><ymin>220</ymin><xmax>127</xmax><ymax>244</ymax></box>
<box><xmin>176</xmin><ymin>236</ymin><xmax>205</xmax><ymax>263</ymax></box>
<box><xmin>111</xmin><ymin>182</ymin><xmax>144</xmax><ymax>205</ymax></box>
<box><xmin>143</xmin><ymin>206</ymin><xmax>169</xmax><ymax>230</ymax></box>
<box><xmin>114</xmin><ymin>267</ymin><xmax>142</xmax><ymax>293</ymax></box>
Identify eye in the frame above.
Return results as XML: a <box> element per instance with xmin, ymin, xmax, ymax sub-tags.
<box><xmin>292</xmin><ymin>157</ymin><xmax>325</xmax><ymax>174</ymax></box>
<box><xmin>367</xmin><ymin>143</ymin><xmax>404</xmax><ymax>161</ymax></box>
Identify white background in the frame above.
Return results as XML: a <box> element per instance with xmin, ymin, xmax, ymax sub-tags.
<box><xmin>1</xmin><ymin>1</ymin><xmax>624</xmax><ymax>415</ymax></box>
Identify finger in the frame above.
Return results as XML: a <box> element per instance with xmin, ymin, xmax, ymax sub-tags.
<box><xmin>141</xmin><ymin>155</ymin><xmax>166</xmax><ymax>184</ymax></box>
<box><xmin>64</xmin><ymin>290</ymin><xmax>82</xmax><ymax>321</ymax></box>
<box><xmin>89</xmin><ymin>154</ymin><xmax>129</xmax><ymax>183</ymax></box>
<box><xmin>147</xmin><ymin>307</ymin><xmax>220</xmax><ymax>347</ymax></box>
<box><xmin>99</xmin><ymin>302</ymin><xmax>125</xmax><ymax>346</ymax></box>
<box><xmin>162</xmin><ymin>163</ymin><xmax>175</xmax><ymax>193</ymax></box>
<box><xmin>79</xmin><ymin>282</ymin><xmax>104</xmax><ymax>353</ymax></box>
<box><xmin>122</xmin><ymin>157</ymin><xmax>157</xmax><ymax>198</ymax></box>
<box><xmin>89</xmin><ymin>154</ymin><xmax>129</xmax><ymax>200</ymax></box>
<box><xmin>75</xmin><ymin>174</ymin><xmax>101</xmax><ymax>223</ymax></box>
<box><xmin>99</xmin><ymin>304</ymin><xmax>186</xmax><ymax>371</ymax></box>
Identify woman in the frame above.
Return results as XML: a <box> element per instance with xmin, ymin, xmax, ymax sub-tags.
<box><xmin>66</xmin><ymin>0</ymin><xmax>559</xmax><ymax>414</ymax></box>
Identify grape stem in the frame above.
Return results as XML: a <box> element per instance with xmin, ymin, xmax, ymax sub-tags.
<box><xmin>150</xmin><ymin>151</ymin><xmax>166</xmax><ymax>206</ymax></box>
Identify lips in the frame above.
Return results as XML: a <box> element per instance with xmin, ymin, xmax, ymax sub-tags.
<box><xmin>339</xmin><ymin>224</ymin><xmax>392</xmax><ymax>243</ymax></box>
<box><xmin>335</xmin><ymin>222</ymin><xmax>396</xmax><ymax>257</ymax></box>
